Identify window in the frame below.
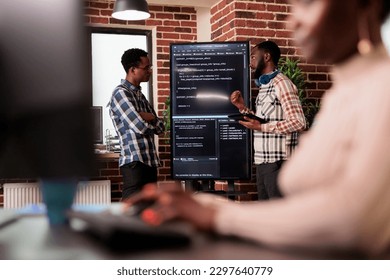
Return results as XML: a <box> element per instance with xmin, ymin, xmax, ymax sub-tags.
<box><xmin>89</xmin><ymin>27</ymin><xmax>152</xmax><ymax>144</ymax></box>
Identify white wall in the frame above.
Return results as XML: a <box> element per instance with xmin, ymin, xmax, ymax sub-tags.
<box><xmin>91</xmin><ymin>33</ymin><xmax>148</xmax><ymax>140</ymax></box>
<box><xmin>196</xmin><ymin>7</ymin><xmax>211</xmax><ymax>42</ymax></box>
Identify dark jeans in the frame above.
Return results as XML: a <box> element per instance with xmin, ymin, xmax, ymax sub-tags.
<box><xmin>120</xmin><ymin>161</ymin><xmax>157</xmax><ymax>200</ymax></box>
<box><xmin>256</xmin><ymin>160</ymin><xmax>284</xmax><ymax>200</ymax></box>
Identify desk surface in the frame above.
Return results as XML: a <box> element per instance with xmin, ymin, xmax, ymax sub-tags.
<box><xmin>0</xmin><ymin>215</ymin><xmax>367</xmax><ymax>260</ymax></box>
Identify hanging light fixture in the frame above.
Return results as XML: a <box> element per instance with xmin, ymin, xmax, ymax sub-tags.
<box><xmin>112</xmin><ymin>0</ymin><xmax>150</xmax><ymax>21</ymax></box>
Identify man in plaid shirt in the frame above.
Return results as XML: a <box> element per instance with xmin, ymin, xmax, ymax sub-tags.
<box><xmin>108</xmin><ymin>48</ymin><xmax>165</xmax><ymax>199</ymax></box>
<box><xmin>231</xmin><ymin>41</ymin><xmax>306</xmax><ymax>200</ymax></box>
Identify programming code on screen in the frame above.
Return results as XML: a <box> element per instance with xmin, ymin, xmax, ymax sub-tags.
<box><xmin>170</xmin><ymin>42</ymin><xmax>252</xmax><ymax>180</ymax></box>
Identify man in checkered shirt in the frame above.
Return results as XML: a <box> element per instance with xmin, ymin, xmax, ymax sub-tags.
<box><xmin>108</xmin><ymin>48</ymin><xmax>165</xmax><ymax>200</ymax></box>
<box><xmin>231</xmin><ymin>41</ymin><xmax>306</xmax><ymax>200</ymax></box>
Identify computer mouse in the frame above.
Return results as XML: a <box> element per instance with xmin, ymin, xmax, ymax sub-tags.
<box><xmin>125</xmin><ymin>201</ymin><xmax>155</xmax><ymax>217</ymax></box>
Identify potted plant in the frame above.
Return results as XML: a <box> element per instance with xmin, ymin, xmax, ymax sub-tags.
<box><xmin>162</xmin><ymin>96</ymin><xmax>171</xmax><ymax>132</ymax></box>
<box><xmin>279</xmin><ymin>57</ymin><xmax>320</xmax><ymax>128</ymax></box>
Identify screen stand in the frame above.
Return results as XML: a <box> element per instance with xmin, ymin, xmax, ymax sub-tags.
<box><xmin>227</xmin><ymin>179</ymin><xmax>236</xmax><ymax>200</ymax></box>
<box><xmin>184</xmin><ymin>179</ymin><xmax>240</xmax><ymax>200</ymax></box>
<box><xmin>184</xmin><ymin>180</ymin><xmax>216</xmax><ymax>192</ymax></box>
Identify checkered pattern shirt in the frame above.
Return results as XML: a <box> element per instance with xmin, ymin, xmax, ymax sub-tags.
<box><xmin>108</xmin><ymin>79</ymin><xmax>165</xmax><ymax>168</ymax></box>
<box><xmin>243</xmin><ymin>72</ymin><xmax>306</xmax><ymax>164</ymax></box>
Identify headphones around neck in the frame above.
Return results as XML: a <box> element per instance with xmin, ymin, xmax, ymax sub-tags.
<box><xmin>255</xmin><ymin>69</ymin><xmax>279</xmax><ymax>86</ymax></box>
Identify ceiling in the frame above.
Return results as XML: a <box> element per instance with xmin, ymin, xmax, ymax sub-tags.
<box><xmin>148</xmin><ymin>0</ymin><xmax>220</xmax><ymax>8</ymax></box>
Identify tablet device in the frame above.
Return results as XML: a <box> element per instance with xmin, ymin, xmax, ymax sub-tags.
<box><xmin>228</xmin><ymin>113</ymin><xmax>268</xmax><ymax>123</ymax></box>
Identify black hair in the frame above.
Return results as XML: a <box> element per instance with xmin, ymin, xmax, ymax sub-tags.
<box><xmin>361</xmin><ymin>0</ymin><xmax>390</xmax><ymax>21</ymax></box>
<box><xmin>255</xmin><ymin>40</ymin><xmax>281</xmax><ymax>66</ymax></box>
<box><xmin>381</xmin><ymin>0</ymin><xmax>390</xmax><ymax>22</ymax></box>
<box><xmin>121</xmin><ymin>48</ymin><xmax>148</xmax><ymax>73</ymax></box>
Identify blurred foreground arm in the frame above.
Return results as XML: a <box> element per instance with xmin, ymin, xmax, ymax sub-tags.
<box><xmin>124</xmin><ymin>183</ymin><xmax>216</xmax><ymax>231</ymax></box>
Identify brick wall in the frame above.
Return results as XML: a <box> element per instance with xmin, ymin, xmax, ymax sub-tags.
<box><xmin>210</xmin><ymin>0</ymin><xmax>331</xmax><ymax>98</ymax></box>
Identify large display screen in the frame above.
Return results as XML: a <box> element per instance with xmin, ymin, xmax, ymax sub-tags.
<box><xmin>170</xmin><ymin>41</ymin><xmax>251</xmax><ymax>180</ymax></box>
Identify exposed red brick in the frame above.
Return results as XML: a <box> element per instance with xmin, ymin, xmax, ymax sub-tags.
<box><xmin>108</xmin><ymin>176</ymin><xmax>123</xmax><ymax>184</ymax></box>
<box><xmin>234</xmin><ymin>2</ymin><xmax>247</xmax><ymax>9</ymax></box>
<box><xmin>175</xmin><ymin>14</ymin><xmax>191</xmax><ymax>20</ymax></box>
<box><xmin>180</xmin><ymin>34</ymin><xmax>196</xmax><ymax>40</ymax></box>
<box><xmin>256</xmin><ymin>12</ymin><xmax>275</xmax><ymax>21</ymax></box>
<box><xmin>276</xmin><ymin>13</ymin><xmax>289</xmax><ymax>21</ymax></box>
<box><xmin>106</xmin><ymin>16</ymin><xmax>120</xmax><ymax>24</ymax></box>
<box><xmin>305</xmin><ymin>82</ymin><xmax>318</xmax><ymax>90</ymax></box>
<box><xmin>155</xmin><ymin>13</ymin><xmax>174</xmax><ymax>19</ymax></box>
<box><xmin>159</xmin><ymin>168</ymin><xmax>171</xmax><ymax>175</ymax></box>
<box><xmin>246</xmin><ymin>19</ymin><xmax>267</xmax><ymax>28</ymax></box>
<box><xmin>317</xmin><ymin>65</ymin><xmax>332</xmax><ymax>72</ymax></box>
<box><xmin>163</xmin><ymin>33</ymin><xmax>180</xmax><ymax>39</ymax></box>
<box><xmin>101</xmin><ymin>10</ymin><xmax>112</xmax><ymax>17</ymax></box>
<box><xmin>91</xmin><ymin>17</ymin><xmax>109</xmax><ymax>24</ymax></box>
<box><xmin>157</xmin><ymin>26</ymin><xmax>176</xmax><ymax>32</ymax></box>
<box><xmin>164</xmin><ymin>7</ymin><xmax>181</xmax><ymax>13</ymax></box>
<box><xmin>308</xmin><ymin>73</ymin><xmax>328</xmax><ymax>81</ymax></box>
<box><xmin>235</xmin><ymin>11</ymin><xmax>256</xmax><ymax>19</ymax></box>
<box><xmin>181</xmin><ymin>21</ymin><xmax>197</xmax><ymax>28</ymax></box>
<box><xmin>157</xmin><ymin>75</ymin><xmax>170</xmax><ymax>82</ymax></box>
<box><xmin>247</xmin><ymin>2</ymin><xmax>266</xmax><ymax>11</ymax></box>
<box><xmin>267</xmin><ymin>21</ymin><xmax>286</xmax><ymax>29</ymax></box>
<box><xmin>255</xmin><ymin>29</ymin><xmax>276</xmax><ymax>37</ymax></box>
<box><xmin>149</xmin><ymin>5</ymin><xmax>163</xmax><ymax>12</ymax></box>
<box><xmin>85</xmin><ymin>8</ymin><xmax>100</xmax><ymax>16</ymax></box>
<box><xmin>267</xmin><ymin>4</ymin><xmax>288</xmax><ymax>13</ymax></box>
<box><xmin>163</xmin><ymin>20</ymin><xmax>181</xmax><ymax>27</ymax></box>
<box><xmin>90</xmin><ymin>2</ymin><xmax>109</xmax><ymax>9</ymax></box>
<box><xmin>175</xmin><ymin>27</ymin><xmax>192</xmax><ymax>33</ymax></box>
<box><xmin>276</xmin><ymin>30</ymin><xmax>293</xmax><ymax>38</ymax></box>
<box><xmin>300</xmin><ymin>64</ymin><xmax>317</xmax><ymax>72</ymax></box>
<box><xmin>318</xmin><ymin>82</ymin><xmax>332</xmax><ymax>90</ymax></box>
<box><xmin>147</xmin><ymin>19</ymin><xmax>163</xmax><ymax>26</ymax></box>
<box><xmin>159</xmin><ymin>68</ymin><xmax>170</xmax><ymax>75</ymax></box>
<box><xmin>182</xmin><ymin>7</ymin><xmax>196</xmax><ymax>13</ymax></box>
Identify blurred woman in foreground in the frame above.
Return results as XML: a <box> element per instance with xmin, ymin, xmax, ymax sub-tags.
<box><xmin>126</xmin><ymin>0</ymin><xmax>390</xmax><ymax>256</ymax></box>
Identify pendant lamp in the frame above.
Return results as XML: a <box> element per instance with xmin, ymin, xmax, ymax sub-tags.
<box><xmin>112</xmin><ymin>0</ymin><xmax>150</xmax><ymax>21</ymax></box>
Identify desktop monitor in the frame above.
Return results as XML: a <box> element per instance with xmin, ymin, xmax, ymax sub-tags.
<box><xmin>0</xmin><ymin>0</ymin><xmax>94</xmax><ymax>178</ymax></box>
<box><xmin>170</xmin><ymin>41</ymin><xmax>252</xmax><ymax>180</ymax></box>
<box><xmin>91</xmin><ymin>106</ymin><xmax>103</xmax><ymax>144</ymax></box>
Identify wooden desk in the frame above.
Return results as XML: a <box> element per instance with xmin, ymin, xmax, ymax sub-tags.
<box><xmin>0</xmin><ymin>215</ymin><xmax>367</xmax><ymax>260</ymax></box>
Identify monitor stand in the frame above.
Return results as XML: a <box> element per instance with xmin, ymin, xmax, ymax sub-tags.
<box><xmin>183</xmin><ymin>180</ymin><xmax>246</xmax><ymax>200</ymax></box>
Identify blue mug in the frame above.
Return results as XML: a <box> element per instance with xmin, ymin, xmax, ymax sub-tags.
<box><xmin>40</xmin><ymin>180</ymin><xmax>77</xmax><ymax>225</ymax></box>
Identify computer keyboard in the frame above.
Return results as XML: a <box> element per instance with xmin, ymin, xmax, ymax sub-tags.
<box><xmin>68</xmin><ymin>209</ymin><xmax>194</xmax><ymax>250</ymax></box>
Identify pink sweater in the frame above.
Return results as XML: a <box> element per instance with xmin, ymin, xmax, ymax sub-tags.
<box><xmin>197</xmin><ymin>46</ymin><xmax>390</xmax><ymax>255</ymax></box>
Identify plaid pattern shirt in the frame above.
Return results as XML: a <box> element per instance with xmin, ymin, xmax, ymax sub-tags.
<box><xmin>108</xmin><ymin>79</ymin><xmax>165</xmax><ymax>168</ymax></box>
<box><xmin>244</xmin><ymin>72</ymin><xmax>306</xmax><ymax>164</ymax></box>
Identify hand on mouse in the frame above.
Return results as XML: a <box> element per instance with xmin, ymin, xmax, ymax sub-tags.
<box><xmin>123</xmin><ymin>182</ymin><xmax>216</xmax><ymax>231</ymax></box>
